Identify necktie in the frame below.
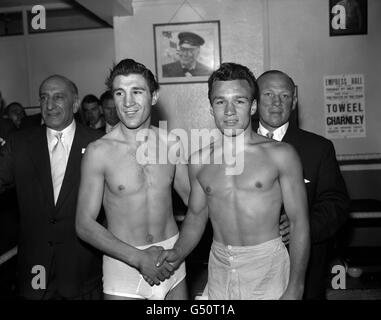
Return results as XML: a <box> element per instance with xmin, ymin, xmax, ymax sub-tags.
<box><xmin>266</xmin><ymin>132</ymin><xmax>274</xmax><ymax>139</ymax></box>
<box><xmin>51</xmin><ymin>132</ymin><xmax>66</xmax><ymax>204</ymax></box>
<box><xmin>183</xmin><ymin>68</ymin><xmax>193</xmax><ymax>77</ymax></box>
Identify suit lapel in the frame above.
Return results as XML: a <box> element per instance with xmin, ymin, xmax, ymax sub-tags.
<box><xmin>282</xmin><ymin>125</ymin><xmax>299</xmax><ymax>146</ymax></box>
<box><xmin>55</xmin><ymin>124</ymin><xmax>84</xmax><ymax>211</ymax></box>
<box><xmin>27</xmin><ymin>126</ymin><xmax>55</xmax><ymax>207</ymax></box>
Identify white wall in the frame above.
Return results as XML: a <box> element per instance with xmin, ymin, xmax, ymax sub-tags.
<box><xmin>27</xmin><ymin>29</ymin><xmax>115</xmax><ymax>106</ymax></box>
<box><xmin>114</xmin><ymin>0</ymin><xmax>265</xmax><ymax>136</ymax></box>
<box><xmin>114</xmin><ymin>0</ymin><xmax>381</xmax><ymax>159</ymax></box>
<box><xmin>0</xmin><ymin>28</ymin><xmax>115</xmax><ymax>111</ymax></box>
<box><xmin>267</xmin><ymin>0</ymin><xmax>381</xmax><ymax>158</ymax></box>
<box><xmin>113</xmin><ymin>0</ymin><xmax>381</xmax><ymax>201</ymax></box>
<box><xmin>0</xmin><ymin>36</ymin><xmax>30</xmax><ymax>108</ymax></box>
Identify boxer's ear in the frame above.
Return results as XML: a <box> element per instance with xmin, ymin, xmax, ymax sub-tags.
<box><xmin>291</xmin><ymin>87</ymin><xmax>298</xmax><ymax>111</ymax></box>
<box><xmin>209</xmin><ymin>106</ymin><xmax>214</xmax><ymax>117</ymax></box>
<box><xmin>250</xmin><ymin>99</ymin><xmax>257</xmax><ymax>116</ymax></box>
<box><xmin>72</xmin><ymin>95</ymin><xmax>80</xmax><ymax>114</ymax></box>
<box><xmin>151</xmin><ymin>90</ymin><xmax>159</xmax><ymax>106</ymax></box>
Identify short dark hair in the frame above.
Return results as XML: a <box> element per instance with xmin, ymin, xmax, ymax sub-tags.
<box><xmin>100</xmin><ymin>90</ymin><xmax>113</xmax><ymax>105</ymax></box>
<box><xmin>257</xmin><ymin>70</ymin><xmax>296</xmax><ymax>89</ymax></box>
<box><xmin>6</xmin><ymin>102</ymin><xmax>25</xmax><ymax>116</ymax></box>
<box><xmin>208</xmin><ymin>62</ymin><xmax>258</xmax><ymax>104</ymax></box>
<box><xmin>105</xmin><ymin>58</ymin><xmax>159</xmax><ymax>95</ymax></box>
<box><xmin>81</xmin><ymin>94</ymin><xmax>99</xmax><ymax>107</ymax></box>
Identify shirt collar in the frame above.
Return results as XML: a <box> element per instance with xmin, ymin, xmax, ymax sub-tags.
<box><xmin>258</xmin><ymin>122</ymin><xmax>289</xmax><ymax>141</ymax></box>
<box><xmin>47</xmin><ymin>119</ymin><xmax>76</xmax><ymax>151</ymax></box>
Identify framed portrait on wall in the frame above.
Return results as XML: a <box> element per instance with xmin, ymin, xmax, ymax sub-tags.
<box><xmin>153</xmin><ymin>20</ymin><xmax>221</xmax><ymax>84</ymax></box>
<box><xmin>329</xmin><ymin>0</ymin><xmax>367</xmax><ymax>36</ymax></box>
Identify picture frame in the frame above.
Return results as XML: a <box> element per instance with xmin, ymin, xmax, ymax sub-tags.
<box><xmin>329</xmin><ymin>0</ymin><xmax>367</xmax><ymax>36</ymax></box>
<box><xmin>153</xmin><ymin>20</ymin><xmax>221</xmax><ymax>84</ymax></box>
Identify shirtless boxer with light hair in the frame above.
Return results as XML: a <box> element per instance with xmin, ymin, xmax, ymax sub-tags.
<box><xmin>75</xmin><ymin>59</ymin><xmax>189</xmax><ymax>300</ymax></box>
<box><xmin>157</xmin><ymin>62</ymin><xmax>310</xmax><ymax>299</ymax></box>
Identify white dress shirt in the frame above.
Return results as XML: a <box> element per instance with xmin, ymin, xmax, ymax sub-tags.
<box><xmin>47</xmin><ymin>120</ymin><xmax>76</xmax><ymax>162</ymax></box>
<box><xmin>47</xmin><ymin>120</ymin><xmax>76</xmax><ymax>203</ymax></box>
<box><xmin>258</xmin><ymin>122</ymin><xmax>289</xmax><ymax>142</ymax></box>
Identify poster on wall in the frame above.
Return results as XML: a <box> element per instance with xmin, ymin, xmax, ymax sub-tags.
<box><xmin>324</xmin><ymin>74</ymin><xmax>366</xmax><ymax>139</ymax></box>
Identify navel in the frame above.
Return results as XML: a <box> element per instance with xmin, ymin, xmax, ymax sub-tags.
<box><xmin>118</xmin><ymin>185</ymin><xmax>125</xmax><ymax>191</ymax></box>
<box><xmin>255</xmin><ymin>182</ymin><xmax>262</xmax><ymax>189</ymax></box>
<box><xmin>206</xmin><ymin>186</ymin><xmax>211</xmax><ymax>193</ymax></box>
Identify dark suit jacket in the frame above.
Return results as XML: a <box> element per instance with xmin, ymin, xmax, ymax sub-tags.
<box><xmin>0</xmin><ymin>122</ymin><xmax>104</xmax><ymax>299</ymax></box>
<box><xmin>19</xmin><ymin>113</ymin><xmax>43</xmax><ymax>130</ymax></box>
<box><xmin>162</xmin><ymin>60</ymin><xmax>212</xmax><ymax>77</ymax></box>
<box><xmin>0</xmin><ymin>118</ymin><xmax>16</xmax><ymax>139</ymax></box>
<box><xmin>253</xmin><ymin>121</ymin><xmax>350</xmax><ymax>299</ymax></box>
<box><xmin>0</xmin><ymin>118</ymin><xmax>19</xmax><ymax>256</ymax></box>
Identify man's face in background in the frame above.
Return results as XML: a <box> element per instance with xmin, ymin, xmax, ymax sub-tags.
<box><xmin>257</xmin><ymin>73</ymin><xmax>296</xmax><ymax>131</ymax></box>
<box><xmin>83</xmin><ymin>102</ymin><xmax>102</xmax><ymax>126</ymax></box>
<box><xmin>102</xmin><ymin>98</ymin><xmax>119</xmax><ymax>126</ymax></box>
<box><xmin>7</xmin><ymin>103</ymin><xmax>25</xmax><ymax>128</ymax></box>
<box><xmin>39</xmin><ymin>76</ymin><xmax>78</xmax><ymax>131</ymax></box>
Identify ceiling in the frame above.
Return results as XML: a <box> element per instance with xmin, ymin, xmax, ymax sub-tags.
<box><xmin>0</xmin><ymin>0</ymin><xmax>68</xmax><ymax>8</ymax></box>
<box><xmin>0</xmin><ymin>0</ymin><xmax>134</xmax><ymax>25</ymax></box>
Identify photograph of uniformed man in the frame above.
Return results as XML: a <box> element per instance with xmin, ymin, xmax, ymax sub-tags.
<box><xmin>162</xmin><ymin>31</ymin><xmax>213</xmax><ymax>78</ymax></box>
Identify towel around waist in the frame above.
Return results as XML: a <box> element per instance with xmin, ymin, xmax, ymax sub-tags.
<box><xmin>211</xmin><ymin>237</ymin><xmax>286</xmax><ymax>261</ymax></box>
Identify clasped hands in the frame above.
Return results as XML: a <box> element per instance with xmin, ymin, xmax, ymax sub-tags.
<box><xmin>137</xmin><ymin>246</ymin><xmax>181</xmax><ymax>287</ymax></box>
<box><xmin>137</xmin><ymin>214</ymin><xmax>290</xmax><ymax>287</ymax></box>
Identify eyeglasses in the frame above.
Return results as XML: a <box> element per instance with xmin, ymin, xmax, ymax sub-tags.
<box><xmin>178</xmin><ymin>46</ymin><xmax>198</xmax><ymax>53</ymax></box>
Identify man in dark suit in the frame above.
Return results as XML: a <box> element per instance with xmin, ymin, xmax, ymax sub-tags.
<box><xmin>20</xmin><ymin>113</ymin><xmax>43</xmax><ymax>129</ymax></box>
<box><xmin>0</xmin><ymin>118</ymin><xmax>15</xmax><ymax>140</ymax></box>
<box><xmin>254</xmin><ymin>70</ymin><xmax>350</xmax><ymax>300</ymax></box>
<box><xmin>0</xmin><ymin>75</ymin><xmax>103</xmax><ymax>299</ymax></box>
<box><xmin>162</xmin><ymin>32</ymin><xmax>213</xmax><ymax>78</ymax></box>
<box><xmin>0</xmin><ymin>118</ymin><xmax>18</xmax><ymax>276</ymax></box>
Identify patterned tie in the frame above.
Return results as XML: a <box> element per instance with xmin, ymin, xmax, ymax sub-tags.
<box><xmin>266</xmin><ymin>132</ymin><xmax>274</xmax><ymax>139</ymax></box>
<box><xmin>51</xmin><ymin>132</ymin><xmax>66</xmax><ymax>204</ymax></box>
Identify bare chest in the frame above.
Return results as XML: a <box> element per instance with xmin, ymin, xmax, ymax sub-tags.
<box><xmin>198</xmin><ymin>153</ymin><xmax>279</xmax><ymax>196</ymax></box>
<box><xmin>105</xmin><ymin>150</ymin><xmax>175</xmax><ymax>195</ymax></box>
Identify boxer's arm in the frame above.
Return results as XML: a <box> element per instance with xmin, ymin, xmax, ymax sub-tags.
<box><xmin>170</xmin><ymin>133</ymin><xmax>190</xmax><ymax>206</ymax></box>
<box><xmin>174</xmin><ymin>163</ymin><xmax>190</xmax><ymax>206</ymax></box>
<box><xmin>157</xmin><ymin>162</ymin><xmax>208</xmax><ymax>267</ymax></box>
<box><xmin>76</xmin><ymin>141</ymin><xmax>173</xmax><ymax>285</ymax></box>
<box><xmin>276</xmin><ymin>144</ymin><xmax>310</xmax><ymax>300</ymax></box>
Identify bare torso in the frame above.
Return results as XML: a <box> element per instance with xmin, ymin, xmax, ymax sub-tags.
<box><xmin>197</xmin><ymin>135</ymin><xmax>283</xmax><ymax>246</ymax></box>
<box><xmin>98</xmin><ymin>125</ymin><xmax>178</xmax><ymax>246</ymax></box>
